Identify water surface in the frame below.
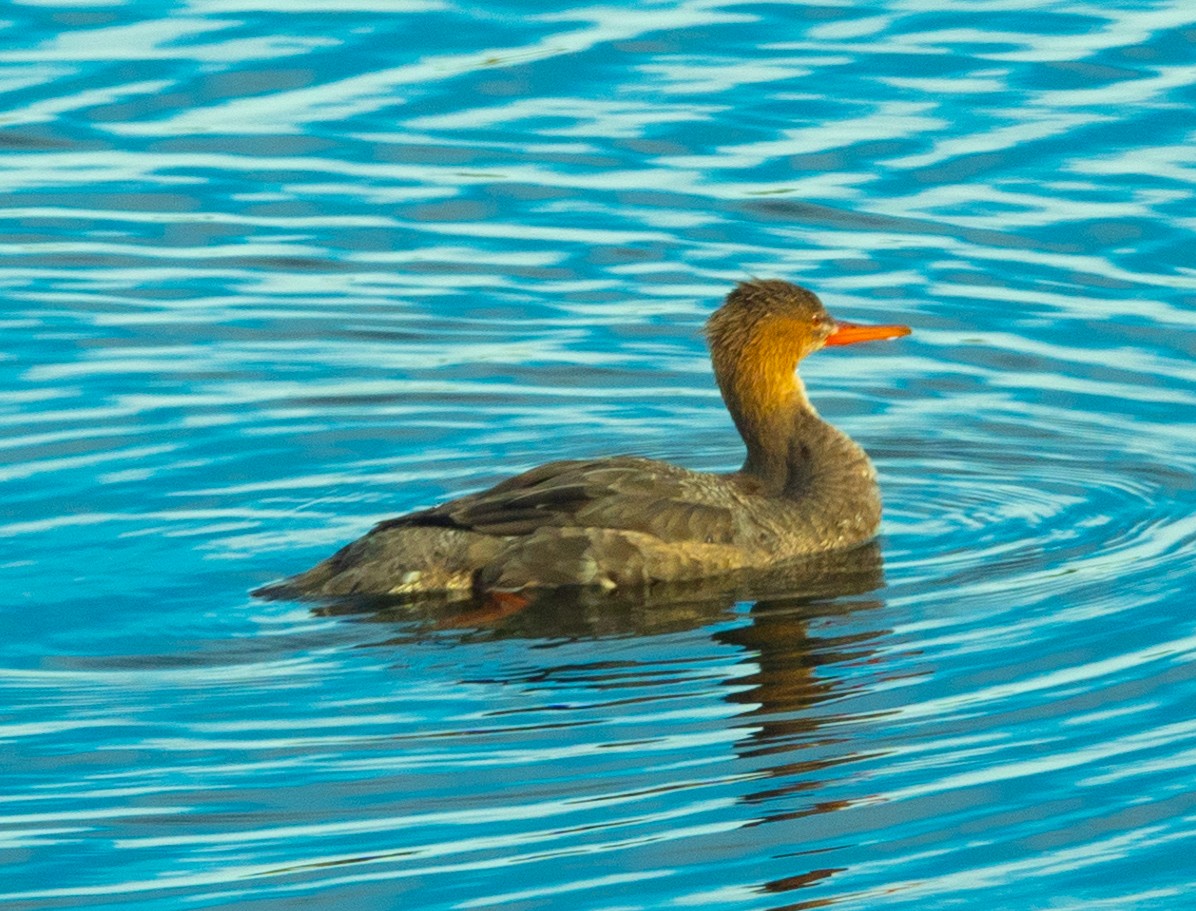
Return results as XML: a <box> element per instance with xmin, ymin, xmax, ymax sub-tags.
<box><xmin>3</xmin><ymin>1</ymin><xmax>1196</xmax><ymax>909</ymax></box>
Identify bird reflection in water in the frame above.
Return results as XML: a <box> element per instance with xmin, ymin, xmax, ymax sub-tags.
<box><xmin>311</xmin><ymin>542</ymin><xmax>889</xmax><ymax>909</ymax></box>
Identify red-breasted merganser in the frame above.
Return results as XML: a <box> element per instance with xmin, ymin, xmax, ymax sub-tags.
<box><xmin>257</xmin><ymin>280</ymin><xmax>909</xmax><ymax>598</ymax></box>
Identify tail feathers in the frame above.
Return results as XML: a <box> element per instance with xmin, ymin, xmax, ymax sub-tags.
<box><xmin>254</xmin><ymin>525</ymin><xmax>502</xmax><ymax>599</ymax></box>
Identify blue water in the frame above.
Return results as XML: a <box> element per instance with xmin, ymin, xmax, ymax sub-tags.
<box><xmin>4</xmin><ymin>1</ymin><xmax>1196</xmax><ymax>908</ymax></box>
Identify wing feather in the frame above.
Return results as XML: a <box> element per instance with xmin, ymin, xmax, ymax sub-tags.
<box><xmin>375</xmin><ymin>456</ymin><xmax>744</xmax><ymax>544</ymax></box>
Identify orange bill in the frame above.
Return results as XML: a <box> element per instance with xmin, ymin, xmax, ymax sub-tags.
<box><xmin>824</xmin><ymin>319</ymin><xmax>911</xmax><ymax>347</ymax></box>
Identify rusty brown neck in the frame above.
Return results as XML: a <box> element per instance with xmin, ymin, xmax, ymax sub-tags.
<box><xmin>713</xmin><ymin>351</ymin><xmax>855</xmax><ymax>497</ymax></box>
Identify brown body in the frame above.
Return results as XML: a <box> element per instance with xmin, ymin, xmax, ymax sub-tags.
<box><xmin>258</xmin><ymin>280</ymin><xmax>908</xmax><ymax>598</ymax></box>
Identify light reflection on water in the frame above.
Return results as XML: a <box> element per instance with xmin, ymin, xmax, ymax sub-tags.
<box><xmin>3</xmin><ymin>1</ymin><xmax>1196</xmax><ymax>909</ymax></box>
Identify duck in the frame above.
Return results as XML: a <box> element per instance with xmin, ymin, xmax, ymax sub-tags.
<box><xmin>256</xmin><ymin>279</ymin><xmax>909</xmax><ymax>599</ymax></box>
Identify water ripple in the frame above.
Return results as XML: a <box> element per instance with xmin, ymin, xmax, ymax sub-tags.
<box><xmin>3</xmin><ymin>1</ymin><xmax>1196</xmax><ymax>909</ymax></box>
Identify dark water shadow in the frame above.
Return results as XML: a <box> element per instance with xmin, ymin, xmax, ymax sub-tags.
<box><xmin>249</xmin><ymin>545</ymin><xmax>892</xmax><ymax>907</ymax></box>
